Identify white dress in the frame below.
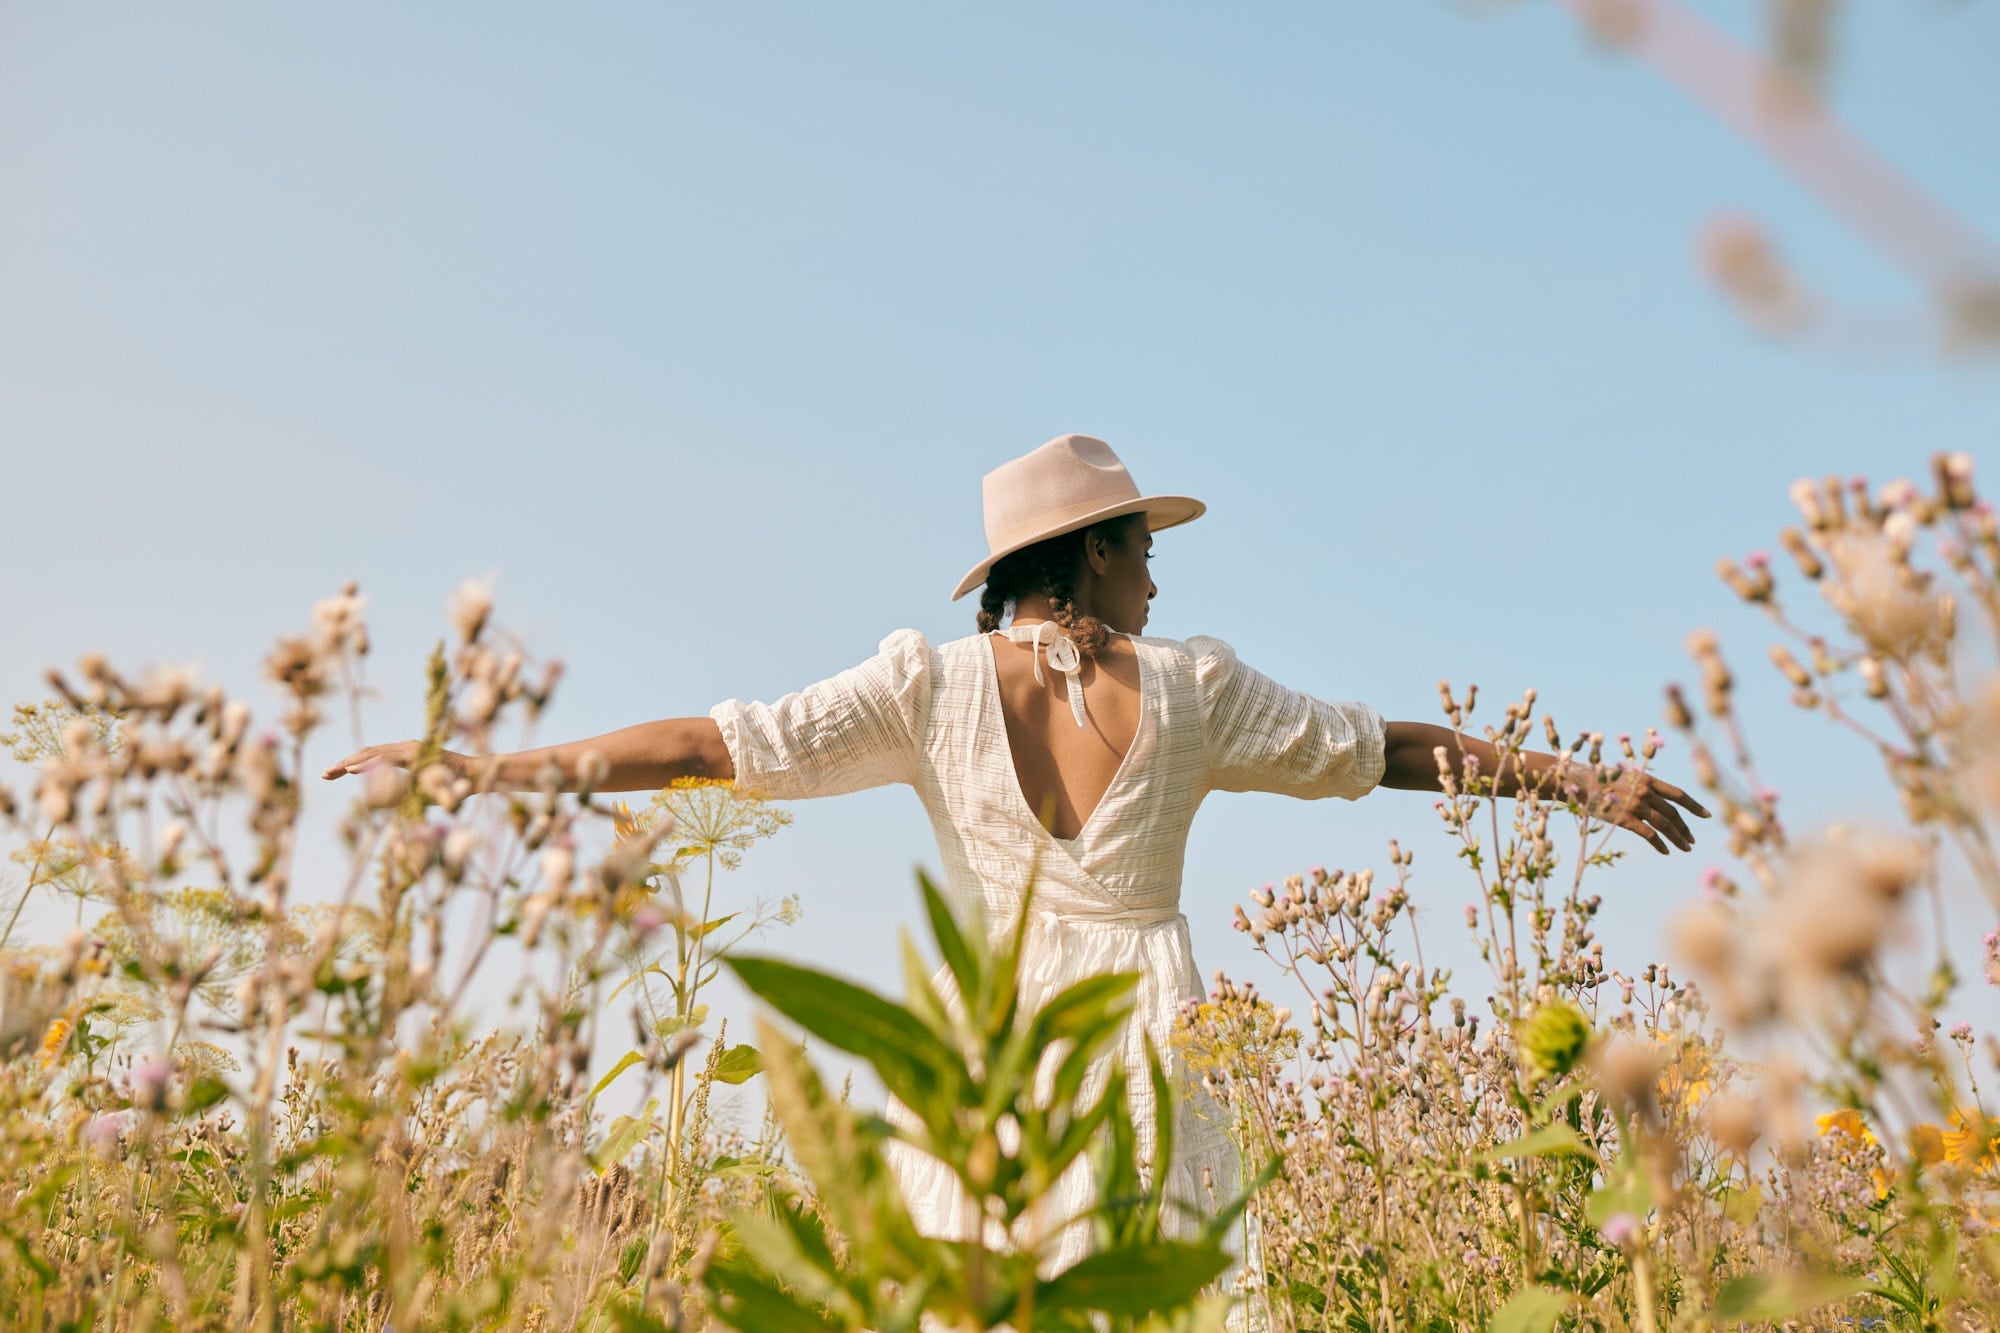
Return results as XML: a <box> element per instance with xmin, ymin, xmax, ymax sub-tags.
<box><xmin>709</xmin><ymin>626</ymin><xmax>1385</xmax><ymax>1311</ymax></box>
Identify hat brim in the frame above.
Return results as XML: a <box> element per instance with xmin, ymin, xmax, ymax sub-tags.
<box><xmin>949</xmin><ymin>495</ymin><xmax>1205</xmax><ymax>601</ymax></box>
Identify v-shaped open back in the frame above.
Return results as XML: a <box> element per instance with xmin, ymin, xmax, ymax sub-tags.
<box><xmin>981</xmin><ymin>628</ymin><xmax>1149</xmax><ymax>845</ymax></box>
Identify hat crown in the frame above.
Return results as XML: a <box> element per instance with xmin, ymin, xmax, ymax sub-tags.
<box><xmin>950</xmin><ymin>432</ymin><xmax>1203</xmax><ymax>601</ymax></box>
<box><xmin>981</xmin><ymin>434</ymin><xmax>1142</xmax><ymax>553</ymax></box>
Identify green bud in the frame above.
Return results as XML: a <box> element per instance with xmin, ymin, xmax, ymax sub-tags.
<box><xmin>1520</xmin><ymin>1000</ymin><xmax>1594</xmax><ymax>1083</ymax></box>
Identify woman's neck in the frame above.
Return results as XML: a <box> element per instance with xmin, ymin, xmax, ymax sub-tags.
<box><xmin>1011</xmin><ymin>592</ymin><xmax>1095</xmax><ymax>623</ymax></box>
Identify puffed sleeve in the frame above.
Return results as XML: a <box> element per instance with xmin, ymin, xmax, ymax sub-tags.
<box><xmin>1189</xmin><ymin>635</ymin><xmax>1386</xmax><ymax>800</ymax></box>
<box><xmin>708</xmin><ymin>628</ymin><xmax>933</xmax><ymax>800</ymax></box>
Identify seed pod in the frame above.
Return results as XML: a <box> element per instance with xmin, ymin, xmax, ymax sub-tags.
<box><xmin>1716</xmin><ymin>558</ymin><xmax>1758</xmax><ymax>601</ymax></box>
<box><xmin>541</xmin><ymin>844</ymin><xmax>575</xmax><ymax>900</ymax></box>
<box><xmin>1768</xmin><ymin>644</ymin><xmax>1811</xmax><ymax>688</ymax></box>
<box><xmin>1664</xmin><ymin>684</ymin><xmax>1692</xmax><ymax>730</ymax></box>
<box><xmin>1789</xmin><ymin>477</ymin><xmax>1827</xmax><ymax>531</ymax></box>
<box><xmin>521</xmin><ymin>892</ymin><xmax>554</xmax><ymax>949</ymax></box>
<box><xmin>1935</xmin><ymin>450</ymin><xmax>1977</xmax><ymax>510</ymax></box>
<box><xmin>1858</xmin><ymin>655</ymin><xmax>1889</xmax><ymax>700</ymax></box>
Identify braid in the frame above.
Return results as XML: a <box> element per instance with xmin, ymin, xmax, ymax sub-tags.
<box><xmin>972</xmin><ymin>514</ymin><xmax>1140</xmax><ymax>659</ymax></box>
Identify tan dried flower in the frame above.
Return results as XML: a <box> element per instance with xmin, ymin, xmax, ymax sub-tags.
<box><xmin>1820</xmin><ymin>538</ymin><xmax>1950</xmax><ymax>660</ymax></box>
<box><xmin>1768</xmin><ymin>829</ymin><xmax>1925</xmax><ymax>981</ymax></box>
<box><xmin>1703</xmin><ymin>1094</ymin><xmax>1762</xmax><ymax>1155</ymax></box>
<box><xmin>450</xmin><ymin>575</ymin><xmax>496</xmax><ymax>644</ymax></box>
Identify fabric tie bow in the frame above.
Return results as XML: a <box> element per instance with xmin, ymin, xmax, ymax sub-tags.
<box><xmin>1002</xmin><ymin>620</ymin><xmax>1089</xmax><ymax>729</ymax></box>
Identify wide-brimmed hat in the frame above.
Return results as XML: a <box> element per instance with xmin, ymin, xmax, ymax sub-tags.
<box><xmin>950</xmin><ymin>434</ymin><xmax>1205</xmax><ymax>602</ymax></box>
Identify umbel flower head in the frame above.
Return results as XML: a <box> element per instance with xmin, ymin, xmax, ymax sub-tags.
<box><xmin>1519</xmin><ymin>998</ymin><xmax>1594</xmax><ymax>1083</ymax></box>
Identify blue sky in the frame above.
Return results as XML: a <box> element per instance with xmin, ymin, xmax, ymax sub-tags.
<box><xmin>3</xmin><ymin>3</ymin><xmax>1996</xmax><ymax>1120</ymax></box>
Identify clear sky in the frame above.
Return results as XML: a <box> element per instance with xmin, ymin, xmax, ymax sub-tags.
<box><xmin>3</xmin><ymin>3</ymin><xmax>1997</xmax><ymax>1125</ymax></box>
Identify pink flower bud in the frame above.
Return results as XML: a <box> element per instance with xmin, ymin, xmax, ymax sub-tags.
<box><xmin>84</xmin><ymin>1113</ymin><xmax>126</xmax><ymax>1158</ymax></box>
<box><xmin>1599</xmin><ymin>1212</ymin><xmax>1641</xmax><ymax>1247</ymax></box>
<box><xmin>131</xmin><ymin>1056</ymin><xmax>173</xmax><ymax>1112</ymax></box>
<box><xmin>631</xmin><ymin>905</ymin><xmax>668</xmax><ymax>941</ymax></box>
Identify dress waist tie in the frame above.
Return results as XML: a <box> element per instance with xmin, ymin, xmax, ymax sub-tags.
<box><xmin>976</xmin><ymin>894</ymin><xmax>1186</xmax><ymax>932</ymax></box>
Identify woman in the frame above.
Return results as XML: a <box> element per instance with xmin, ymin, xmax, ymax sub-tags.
<box><xmin>324</xmin><ymin>432</ymin><xmax>1707</xmax><ymax>1298</ymax></box>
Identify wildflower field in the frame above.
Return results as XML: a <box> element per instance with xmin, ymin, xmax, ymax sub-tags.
<box><xmin>2</xmin><ymin>456</ymin><xmax>1997</xmax><ymax>1331</ymax></box>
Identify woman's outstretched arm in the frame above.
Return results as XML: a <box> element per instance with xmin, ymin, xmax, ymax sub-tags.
<box><xmin>320</xmin><ymin>717</ymin><xmax>734</xmax><ymax>793</ymax></box>
<box><xmin>1378</xmin><ymin>719</ymin><xmax>1709</xmax><ymax>855</ymax></box>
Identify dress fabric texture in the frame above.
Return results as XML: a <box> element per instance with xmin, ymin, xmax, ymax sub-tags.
<box><xmin>709</xmin><ymin>627</ymin><xmax>1386</xmax><ymax>1313</ymax></box>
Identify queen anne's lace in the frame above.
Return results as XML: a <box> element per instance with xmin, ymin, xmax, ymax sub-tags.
<box><xmin>709</xmin><ymin>627</ymin><xmax>1386</xmax><ymax>1321</ymax></box>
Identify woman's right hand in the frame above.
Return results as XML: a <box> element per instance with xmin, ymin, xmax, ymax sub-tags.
<box><xmin>322</xmin><ymin>740</ymin><xmax>444</xmax><ymax>782</ymax></box>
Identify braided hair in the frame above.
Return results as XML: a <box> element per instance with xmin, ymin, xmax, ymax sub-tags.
<box><xmin>974</xmin><ymin>513</ymin><xmax>1144</xmax><ymax>661</ymax></box>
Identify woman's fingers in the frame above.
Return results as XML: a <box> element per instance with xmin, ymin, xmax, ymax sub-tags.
<box><xmin>1621</xmin><ymin>808</ymin><xmax>1670</xmax><ymax>854</ymax></box>
<box><xmin>1627</xmin><ymin>794</ymin><xmax>1691</xmax><ymax>852</ymax></box>
<box><xmin>322</xmin><ymin>748</ymin><xmax>372</xmax><ymax>779</ymax></box>
<box><xmin>1651</xmin><ymin>778</ymin><xmax>1711</xmax><ymax>819</ymax></box>
<box><xmin>1605</xmin><ymin>786</ymin><xmax>1689</xmax><ymax>854</ymax></box>
<box><xmin>1598</xmin><ymin>772</ymin><xmax>1704</xmax><ymax>853</ymax></box>
<box><xmin>1644</xmin><ymin>792</ymin><xmax>1695</xmax><ymax>850</ymax></box>
<box><xmin>321</xmin><ymin>741</ymin><xmax>416</xmax><ymax>780</ymax></box>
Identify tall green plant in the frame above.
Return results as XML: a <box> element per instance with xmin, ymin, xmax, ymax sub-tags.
<box><xmin>704</xmin><ymin>872</ymin><xmax>1274</xmax><ymax>1332</ymax></box>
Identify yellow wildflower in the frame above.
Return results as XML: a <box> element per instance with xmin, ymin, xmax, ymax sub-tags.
<box><xmin>1654</xmin><ymin>1030</ymin><xmax>1715</xmax><ymax>1114</ymax></box>
<box><xmin>1908</xmin><ymin>1122</ymin><xmax>1948</xmax><ymax>1168</ymax></box>
<box><xmin>1815</xmin><ymin>1109</ymin><xmax>1890</xmax><ymax>1198</ymax></box>
<box><xmin>39</xmin><ymin>1018</ymin><xmax>70</xmax><ymax>1066</ymax></box>
<box><xmin>1944</xmin><ymin>1108</ymin><xmax>1999</xmax><ymax>1173</ymax></box>
<box><xmin>1815</xmin><ymin>1108</ymin><xmax>1876</xmax><ymax>1146</ymax></box>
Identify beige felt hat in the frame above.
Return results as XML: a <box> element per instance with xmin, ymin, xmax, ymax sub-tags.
<box><xmin>950</xmin><ymin>434</ymin><xmax>1205</xmax><ymax>601</ymax></box>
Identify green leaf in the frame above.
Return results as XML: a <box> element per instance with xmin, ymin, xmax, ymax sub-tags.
<box><xmin>1487</xmin><ymin>1284</ymin><xmax>1571</xmax><ymax>1333</ymax></box>
<box><xmin>748</xmin><ymin>1017</ymin><xmax>890</xmax><ymax>1246</ymax></box>
<box><xmin>655</xmin><ymin>1004</ymin><xmax>710</xmax><ymax>1037</ymax></box>
<box><xmin>725</xmin><ymin>953</ymin><xmax>965</xmax><ymax>1112</ymax></box>
<box><xmin>687</xmin><ymin>912</ymin><xmax>739</xmax><ymax>942</ymax></box>
<box><xmin>897</xmin><ymin>928</ymin><xmax>954</xmax><ymax>1035</ymax></box>
<box><xmin>1586</xmin><ymin>1173</ymin><xmax>1654</xmax><ymax>1229</ymax></box>
<box><xmin>590</xmin><ymin>1050</ymin><xmax>647</xmax><ymax>1101</ymax></box>
<box><xmin>725</xmin><ymin>1208</ymin><xmax>841</xmax><ymax>1303</ymax></box>
<box><xmin>1035</xmin><ymin>1240</ymin><xmax>1232</xmax><ymax>1317</ymax></box>
<box><xmin>711</xmin><ymin>1043</ymin><xmax>761</xmax><ymax>1085</ymax></box>
<box><xmin>604</xmin><ymin>1300</ymin><xmax>678</xmax><ymax>1333</ymax></box>
<box><xmin>1476</xmin><ymin>1123</ymin><xmax>1595</xmax><ymax>1164</ymax></box>
<box><xmin>591</xmin><ymin>1098</ymin><xmax>659</xmax><ymax>1172</ymax></box>
<box><xmin>1718</xmin><ymin>1182</ymin><xmax>1762</xmax><ymax>1227</ymax></box>
<box><xmin>178</xmin><ymin>1074</ymin><xmax>231</xmax><ymax>1116</ymax></box>
<box><xmin>607</xmin><ymin>961</ymin><xmax>667</xmax><ymax>1004</ymax></box>
<box><xmin>919</xmin><ymin>870</ymin><xmax>980</xmax><ymax>1008</ymax></box>
<box><xmin>703</xmin><ymin>1261</ymin><xmax>846</xmax><ymax>1333</ymax></box>
<box><xmin>1138</xmin><ymin>1032</ymin><xmax>1175</xmax><ymax>1236</ymax></box>
<box><xmin>1027</xmin><ymin>972</ymin><xmax>1141</xmax><ymax>1048</ymax></box>
<box><xmin>1711</xmin><ymin>1271</ymin><xmax>1871</xmax><ymax>1322</ymax></box>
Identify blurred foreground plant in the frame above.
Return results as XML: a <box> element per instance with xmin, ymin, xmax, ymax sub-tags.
<box><xmin>0</xmin><ymin>581</ymin><xmax>802</xmax><ymax>1330</ymax></box>
<box><xmin>1180</xmin><ymin>456</ymin><xmax>2000</xmax><ymax>1331</ymax></box>
<box><xmin>703</xmin><ymin>871</ymin><xmax>1274</xmax><ymax>1333</ymax></box>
